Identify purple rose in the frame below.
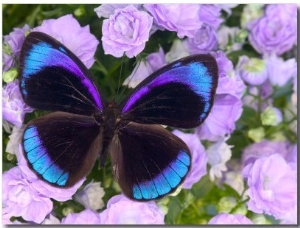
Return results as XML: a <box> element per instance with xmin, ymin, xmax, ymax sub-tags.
<box><xmin>242</xmin><ymin>153</ymin><xmax>297</xmax><ymax>219</ymax></box>
<box><xmin>123</xmin><ymin>47</ymin><xmax>166</xmax><ymax>88</ymax></box>
<box><xmin>248</xmin><ymin>4</ymin><xmax>297</xmax><ymax>56</ymax></box>
<box><xmin>3</xmin><ymin>24</ymin><xmax>30</xmax><ymax>72</ymax></box>
<box><xmin>208</xmin><ymin>213</ymin><xmax>253</xmax><ymax>224</ymax></box>
<box><xmin>100</xmin><ymin>194</ymin><xmax>164</xmax><ymax>224</ymax></box>
<box><xmin>241</xmin><ymin>140</ymin><xmax>289</xmax><ymax>167</ymax></box>
<box><xmin>212</xmin><ymin>51</ymin><xmax>246</xmax><ymax>99</ymax></box>
<box><xmin>285</xmin><ymin>144</ymin><xmax>297</xmax><ymax>165</ymax></box>
<box><xmin>144</xmin><ymin>4</ymin><xmax>202</xmax><ymax>38</ymax></box>
<box><xmin>198</xmin><ymin>4</ymin><xmax>223</xmax><ymax>29</ymax></box>
<box><xmin>265</xmin><ymin>54</ymin><xmax>297</xmax><ymax>86</ymax></box>
<box><xmin>2</xmin><ymin>80</ymin><xmax>33</xmax><ymax>127</ymax></box>
<box><xmin>236</xmin><ymin>55</ymin><xmax>268</xmax><ymax>86</ymax></box>
<box><xmin>94</xmin><ymin>4</ymin><xmax>142</xmax><ymax>18</ymax></box>
<box><xmin>196</xmin><ymin>51</ymin><xmax>244</xmax><ymax>141</ymax></box>
<box><xmin>17</xmin><ymin>145</ymin><xmax>84</xmax><ymax>202</ymax></box>
<box><xmin>61</xmin><ymin>209</ymin><xmax>101</xmax><ymax>224</ymax></box>
<box><xmin>172</xmin><ymin>130</ymin><xmax>207</xmax><ymax>189</ymax></box>
<box><xmin>33</xmin><ymin>14</ymin><xmax>99</xmax><ymax>68</ymax></box>
<box><xmin>102</xmin><ymin>5</ymin><xmax>153</xmax><ymax>58</ymax></box>
<box><xmin>3</xmin><ymin>167</ymin><xmax>53</xmax><ymax>223</ymax></box>
<box><xmin>197</xmin><ymin>94</ymin><xmax>243</xmax><ymax>141</ymax></box>
<box><xmin>184</xmin><ymin>25</ymin><xmax>218</xmax><ymax>54</ymax></box>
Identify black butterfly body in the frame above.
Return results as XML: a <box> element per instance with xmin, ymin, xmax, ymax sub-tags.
<box><xmin>19</xmin><ymin>32</ymin><xmax>218</xmax><ymax>201</ymax></box>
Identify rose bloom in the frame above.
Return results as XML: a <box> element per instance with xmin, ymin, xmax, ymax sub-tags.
<box><xmin>33</xmin><ymin>14</ymin><xmax>99</xmax><ymax>68</ymax></box>
<box><xmin>173</xmin><ymin>130</ymin><xmax>207</xmax><ymax>189</ymax></box>
<box><xmin>242</xmin><ymin>153</ymin><xmax>297</xmax><ymax>219</ymax></box>
<box><xmin>208</xmin><ymin>213</ymin><xmax>253</xmax><ymax>224</ymax></box>
<box><xmin>2</xmin><ymin>80</ymin><xmax>33</xmax><ymax>127</ymax></box>
<box><xmin>61</xmin><ymin>209</ymin><xmax>101</xmax><ymax>224</ymax></box>
<box><xmin>3</xmin><ymin>24</ymin><xmax>30</xmax><ymax>72</ymax></box>
<box><xmin>184</xmin><ymin>25</ymin><xmax>218</xmax><ymax>54</ymax></box>
<box><xmin>144</xmin><ymin>4</ymin><xmax>202</xmax><ymax>38</ymax></box>
<box><xmin>100</xmin><ymin>194</ymin><xmax>164</xmax><ymax>224</ymax></box>
<box><xmin>248</xmin><ymin>4</ymin><xmax>297</xmax><ymax>56</ymax></box>
<box><xmin>102</xmin><ymin>5</ymin><xmax>153</xmax><ymax>58</ymax></box>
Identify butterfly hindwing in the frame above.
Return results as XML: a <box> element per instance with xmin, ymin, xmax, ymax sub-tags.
<box><xmin>120</xmin><ymin>54</ymin><xmax>218</xmax><ymax>128</ymax></box>
<box><xmin>22</xmin><ymin>112</ymin><xmax>102</xmax><ymax>187</ymax></box>
<box><xmin>19</xmin><ymin>32</ymin><xmax>103</xmax><ymax>115</ymax></box>
<box><xmin>110</xmin><ymin>122</ymin><xmax>191</xmax><ymax>201</ymax></box>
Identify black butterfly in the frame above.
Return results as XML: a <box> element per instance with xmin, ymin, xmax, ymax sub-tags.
<box><xmin>19</xmin><ymin>32</ymin><xmax>218</xmax><ymax>201</ymax></box>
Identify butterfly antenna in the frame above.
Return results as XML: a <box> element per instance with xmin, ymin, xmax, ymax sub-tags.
<box><xmin>116</xmin><ymin>55</ymin><xmax>125</xmax><ymax>100</ymax></box>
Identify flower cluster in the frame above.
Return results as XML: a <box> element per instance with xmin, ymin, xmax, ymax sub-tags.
<box><xmin>2</xmin><ymin>3</ymin><xmax>297</xmax><ymax>225</ymax></box>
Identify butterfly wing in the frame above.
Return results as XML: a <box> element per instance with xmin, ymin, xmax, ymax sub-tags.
<box><xmin>19</xmin><ymin>32</ymin><xmax>103</xmax><ymax>115</ymax></box>
<box><xmin>120</xmin><ymin>54</ymin><xmax>218</xmax><ymax>128</ymax></box>
<box><xmin>110</xmin><ymin>122</ymin><xmax>191</xmax><ymax>201</ymax></box>
<box><xmin>22</xmin><ymin>112</ymin><xmax>101</xmax><ymax>187</ymax></box>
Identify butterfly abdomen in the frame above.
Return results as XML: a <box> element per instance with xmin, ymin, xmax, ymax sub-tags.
<box><xmin>99</xmin><ymin>101</ymin><xmax>120</xmax><ymax>166</ymax></box>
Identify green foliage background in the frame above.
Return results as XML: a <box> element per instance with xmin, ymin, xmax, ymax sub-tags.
<box><xmin>3</xmin><ymin>4</ymin><xmax>295</xmax><ymax>224</ymax></box>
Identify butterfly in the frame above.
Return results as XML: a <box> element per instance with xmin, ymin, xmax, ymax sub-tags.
<box><xmin>19</xmin><ymin>31</ymin><xmax>218</xmax><ymax>201</ymax></box>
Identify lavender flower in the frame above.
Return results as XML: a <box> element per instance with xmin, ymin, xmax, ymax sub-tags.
<box><xmin>217</xmin><ymin>26</ymin><xmax>244</xmax><ymax>53</ymax></box>
<box><xmin>74</xmin><ymin>181</ymin><xmax>105</xmax><ymax>210</ymax></box>
<box><xmin>241</xmin><ymin>139</ymin><xmax>288</xmax><ymax>167</ymax></box>
<box><xmin>102</xmin><ymin>5</ymin><xmax>153</xmax><ymax>58</ymax></box>
<box><xmin>2</xmin><ymin>80</ymin><xmax>33</xmax><ymax>127</ymax></box>
<box><xmin>242</xmin><ymin>153</ymin><xmax>297</xmax><ymax>219</ymax></box>
<box><xmin>3</xmin><ymin>24</ymin><xmax>30</xmax><ymax>72</ymax></box>
<box><xmin>172</xmin><ymin>130</ymin><xmax>208</xmax><ymax>189</ymax></box>
<box><xmin>42</xmin><ymin>214</ymin><xmax>60</xmax><ymax>224</ymax></box>
<box><xmin>248</xmin><ymin>4</ymin><xmax>297</xmax><ymax>56</ymax></box>
<box><xmin>61</xmin><ymin>209</ymin><xmax>101</xmax><ymax>224</ymax></box>
<box><xmin>33</xmin><ymin>14</ymin><xmax>99</xmax><ymax>68</ymax></box>
<box><xmin>123</xmin><ymin>47</ymin><xmax>166</xmax><ymax>88</ymax></box>
<box><xmin>3</xmin><ymin>167</ymin><xmax>53</xmax><ymax>223</ymax></box>
<box><xmin>197</xmin><ymin>94</ymin><xmax>243</xmax><ymax>142</ymax></box>
<box><xmin>144</xmin><ymin>4</ymin><xmax>202</xmax><ymax>38</ymax></box>
<box><xmin>206</xmin><ymin>137</ymin><xmax>233</xmax><ymax>181</ymax></box>
<box><xmin>100</xmin><ymin>194</ymin><xmax>164</xmax><ymax>224</ymax></box>
<box><xmin>265</xmin><ymin>54</ymin><xmax>297</xmax><ymax>86</ymax></box>
<box><xmin>165</xmin><ymin>39</ymin><xmax>189</xmax><ymax>63</ymax></box>
<box><xmin>208</xmin><ymin>213</ymin><xmax>253</xmax><ymax>224</ymax></box>
<box><xmin>212</xmin><ymin>51</ymin><xmax>246</xmax><ymax>99</ymax></box>
<box><xmin>94</xmin><ymin>4</ymin><xmax>142</xmax><ymax>18</ymax></box>
<box><xmin>196</xmin><ymin>51</ymin><xmax>245</xmax><ymax>141</ymax></box>
<box><xmin>198</xmin><ymin>4</ymin><xmax>223</xmax><ymax>29</ymax></box>
<box><xmin>285</xmin><ymin>144</ymin><xmax>297</xmax><ymax>165</ymax></box>
<box><xmin>184</xmin><ymin>25</ymin><xmax>218</xmax><ymax>54</ymax></box>
<box><xmin>17</xmin><ymin>145</ymin><xmax>84</xmax><ymax>202</ymax></box>
<box><xmin>6</xmin><ymin>125</ymin><xmax>25</xmax><ymax>155</ymax></box>
<box><xmin>236</xmin><ymin>55</ymin><xmax>268</xmax><ymax>86</ymax></box>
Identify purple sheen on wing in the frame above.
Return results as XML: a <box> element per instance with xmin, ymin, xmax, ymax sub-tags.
<box><xmin>23</xmin><ymin>41</ymin><xmax>103</xmax><ymax>109</ymax></box>
<box><xmin>122</xmin><ymin>62</ymin><xmax>213</xmax><ymax>116</ymax></box>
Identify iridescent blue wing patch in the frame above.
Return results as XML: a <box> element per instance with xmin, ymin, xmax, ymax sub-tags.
<box><xmin>120</xmin><ymin>54</ymin><xmax>218</xmax><ymax>128</ymax></box>
<box><xmin>110</xmin><ymin>122</ymin><xmax>191</xmax><ymax>201</ymax></box>
<box><xmin>19</xmin><ymin>32</ymin><xmax>104</xmax><ymax>116</ymax></box>
<box><xmin>22</xmin><ymin>112</ymin><xmax>101</xmax><ymax>187</ymax></box>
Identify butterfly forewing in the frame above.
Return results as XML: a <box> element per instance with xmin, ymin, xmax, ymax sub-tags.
<box><xmin>22</xmin><ymin>112</ymin><xmax>102</xmax><ymax>187</ymax></box>
<box><xmin>120</xmin><ymin>54</ymin><xmax>218</xmax><ymax>128</ymax></box>
<box><xmin>19</xmin><ymin>32</ymin><xmax>104</xmax><ymax>116</ymax></box>
<box><xmin>110</xmin><ymin>122</ymin><xmax>191</xmax><ymax>201</ymax></box>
